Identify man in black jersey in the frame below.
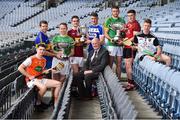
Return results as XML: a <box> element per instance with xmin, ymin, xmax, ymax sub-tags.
<box><xmin>133</xmin><ymin>19</ymin><xmax>171</xmax><ymax>66</ymax></box>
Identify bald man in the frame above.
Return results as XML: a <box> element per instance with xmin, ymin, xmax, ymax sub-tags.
<box><xmin>74</xmin><ymin>38</ymin><xmax>109</xmax><ymax>99</ymax></box>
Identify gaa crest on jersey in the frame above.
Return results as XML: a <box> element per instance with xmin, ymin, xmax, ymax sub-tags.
<box><xmin>34</xmin><ymin>66</ymin><xmax>43</xmax><ymax>72</ymax></box>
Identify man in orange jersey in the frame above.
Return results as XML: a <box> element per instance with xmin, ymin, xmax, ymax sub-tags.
<box><xmin>18</xmin><ymin>44</ymin><xmax>61</xmax><ymax>110</ymax></box>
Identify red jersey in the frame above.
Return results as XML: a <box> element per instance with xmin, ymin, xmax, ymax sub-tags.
<box><xmin>125</xmin><ymin>20</ymin><xmax>141</xmax><ymax>48</ymax></box>
<box><xmin>68</xmin><ymin>29</ymin><xmax>84</xmax><ymax>57</ymax></box>
<box><xmin>126</xmin><ymin>20</ymin><xmax>141</xmax><ymax>39</ymax></box>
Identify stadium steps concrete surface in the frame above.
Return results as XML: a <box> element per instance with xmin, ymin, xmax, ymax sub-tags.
<box><xmin>127</xmin><ymin>88</ymin><xmax>162</xmax><ymax>119</ymax></box>
<box><xmin>30</xmin><ymin>90</ymin><xmax>53</xmax><ymax>119</ymax></box>
<box><xmin>121</xmin><ymin>72</ymin><xmax>162</xmax><ymax>119</ymax></box>
<box><xmin>69</xmin><ymin>97</ymin><xmax>102</xmax><ymax>119</ymax></box>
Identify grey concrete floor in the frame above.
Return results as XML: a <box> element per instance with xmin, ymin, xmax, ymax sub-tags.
<box><xmin>30</xmin><ymin>90</ymin><xmax>53</xmax><ymax>119</ymax></box>
<box><xmin>69</xmin><ymin>97</ymin><xmax>102</xmax><ymax>119</ymax></box>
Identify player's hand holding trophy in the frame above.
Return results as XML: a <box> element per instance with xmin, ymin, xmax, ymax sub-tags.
<box><xmin>110</xmin><ymin>22</ymin><xmax>126</xmax><ymax>44</ymax></box>
<box><xmin>52</xmin><ymin>42</ymin><xmax>74</xmax><ymax>59</ymax></box>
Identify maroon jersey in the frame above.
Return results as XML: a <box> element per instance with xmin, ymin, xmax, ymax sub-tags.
<box><xmin>68</xmin><ymin>29</ymin><xmax>84</xmax><ymax>57</ymax></box>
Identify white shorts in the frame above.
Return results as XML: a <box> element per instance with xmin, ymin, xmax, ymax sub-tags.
<box><xmin>38</xmin><ymin>78</ymin><xmax>48</xmax><ymax>85</ymax></box>
<box><xmin>106</xmin><ymin>46</ymin><xmax>123</xmax><ymax>57</ymax></box>
<box><xmin>52</xmin><ymin>58</ymin><xmax>70</xmax><ymax>75</ymax></box>
<box><xmin>70</xmin><ymin>57</ymin><xmax>84</xmax><ymax>67</ymax></box>
<box><xmin>27</xmin><ymin>78</ymin><xmax>48</xmax><ymax>88</ymax></box>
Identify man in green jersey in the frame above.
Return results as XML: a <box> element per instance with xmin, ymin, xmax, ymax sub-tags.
<box><xmin>51</xmin><ymin>23</ymin><xmax>74</xmax><ymax>105</ymax></box>
<box><xmin>104</xmin><ymin>6</ymin><xmax>125</xmax><ymax>80</ymax></box>
<box><xmin>52</xmin><ymin>22</ymin><xmax>74</xmax><ymax>79</ymax></box>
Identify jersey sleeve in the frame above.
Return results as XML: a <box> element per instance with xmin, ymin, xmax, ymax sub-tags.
<box><xmin>153</xmin><ymin>37</ymin><xmax>159</xmax><ymax>46</ymax></box>
<box><xmin>122</xmin><ymin>18</ymin><xmax>126</xmax><ymax>24</ymax></box>
<box><xmin>134</xmin><ymin>35</ymin><xmax>138</xmax><ymax>44</ymax></box>
<box><xmin>22</xmin><ymin>57</ymin><xmax>32</xmax><ymax>67</ymax></box>
<box><xmin>134</xmin><ymin>22</ymin><xmax>141</xmax><ymax>32</ymax></box>
<box><xmin>68</xmin><ymin>37</ymin><xmax>74</xmax><ymax>48</ymax></box>
<box><xmin>34</xmin><ymin>32</ymin><xmax>41</xmax><ymax>45</ymax></box>
<box><xmin>104</xmin><ymin>18</ymin><xmax>110</xmax><ymax>29</ymax></box>
<box><xmin>52</xmin><ymin>36</ymin><xmax>57</xmax><ymax>44</ymax></box>
<box><xmin>99</xmin><ymin>25</ymin><xmax>104</xmax><ymax>35</ymax></box>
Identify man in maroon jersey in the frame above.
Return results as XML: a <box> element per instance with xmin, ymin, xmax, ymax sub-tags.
<box><xmin>68</xmin><ymin>16</ymin><xmax>84</xmax><ymax>97</ymax></box>
<box><xmin>68</xmin><ymin>16</ymin><xmax>84</xmax><ymax>74</ymax></box>
<box><xmin>123</xmin><ymin>9</ymin><xmax>141</xmax><ymax>91</ymax></box>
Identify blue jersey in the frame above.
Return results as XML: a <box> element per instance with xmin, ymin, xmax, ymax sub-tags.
<box><xmin>88</xmin><ymin>25</ymin><xmax>103</xmax><ymax>52</ymax></box>
<box><xmin>35</xmin><ymin>31</ymin><xmax>53</xmax><ymax>69</ymax></box>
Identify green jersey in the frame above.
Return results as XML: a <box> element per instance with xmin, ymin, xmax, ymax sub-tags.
<box><xmin>104</xmin><ymin>17</ymin><xmax>125</xmax><ymax>46</ymax></box>
<box><xmin>52</xmin><ymin>35</ymin><xmax>74</xmax><ymax>56</ymax></box>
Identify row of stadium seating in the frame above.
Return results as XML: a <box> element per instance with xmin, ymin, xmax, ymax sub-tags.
<box><xmin>97</xmin><ymin>66</ymin><xmax>137</xmax><ymax>119</ymax></box>
<box><xmin>162</xmin><ymin>44</ymin><xmax>180</xmax><ymax>70</ymax></box>
<box><xmin>133</xmin><ymin>56</ymin><xmax>180</xmax><ymax>119</ymax></box>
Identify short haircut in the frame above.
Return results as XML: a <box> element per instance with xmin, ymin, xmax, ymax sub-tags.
<box><xmin>36</xmin><ymin>43</ymin><xmax>46</xmax><ymax>48</ymax></box>
<box><xmin>111</xmin><ymin>5</ymin><xmax>119</xmax><ymax>10</ymax></box>
<box><xmin>91</xmin><ymin>12</ymin><xmax>98</xmax><ymax>17</ymax></box>
<box><xmin>144</xmin><ymin>18</ymin><xmax>152</xmax><ymax>25</ymax></box>
<box><xmin>127</xmin><ymin>9</ymin><xmax>136</xmax><ymax>15</ymax></box>
<box><xmin>39</xmin><ymin>20</ymin><xmax>48</xmax><ymax>26</ymax></box>
<box><xmin>71</xmin><ymin>15</ymin><xmax>79</xmax><ymax>21</ymax></box>
<box><xmin>59</xmin><ymin>22</ymin><xmax>68</xmax><ymax>28</ymax></box>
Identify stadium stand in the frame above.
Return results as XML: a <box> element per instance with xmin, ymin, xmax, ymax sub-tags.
<box><xmin>1</xmin><ymin>0</ymin><xmax>180</xmax><ymax>119</ymax></box>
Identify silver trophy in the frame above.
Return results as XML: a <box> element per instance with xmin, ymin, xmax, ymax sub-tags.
<box><xmin>79</xmin><ymin>25</ymin><xmax>87</xmax><ymax>42</ymax></box>
<box><xmin>52</xmin><ymin>42</ymin><xmax>74</xmax><ymax>59</ymax></box>
<box><xmin>110</xmin><ymin>22</ymin><xmax>126</xmax><ymax>43</ymax></box>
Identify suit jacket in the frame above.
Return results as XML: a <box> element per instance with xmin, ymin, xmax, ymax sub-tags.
<box><xmin>85</xmin><ymin>46</ymin><xmax>109</xmax><ymax>73</ymax></box>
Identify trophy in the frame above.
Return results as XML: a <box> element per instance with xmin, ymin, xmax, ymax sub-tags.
<box><xmin>52</xmin><ymin>42</ymin><xmax>74</xmax><ymax>59</ymax></box>
<box><xmin>79</xmin><ymin>25</ymin><xmax>87</xmax><ymax>42</ymax></box>
<box><xmin>110</xmin><ymin>22</ymin><xmax>126</xmax><ymax>43</ymax></box>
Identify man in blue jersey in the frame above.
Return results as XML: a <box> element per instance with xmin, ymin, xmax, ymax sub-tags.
<box><xmin>35</xmin><ymin>20</ymin><xmax>60</xmax><ymax>69</ymax></box>
<box><xmin>86</xmin><ymin>12</ymin><xmax>104</xmax><ymax>52</ymax></box>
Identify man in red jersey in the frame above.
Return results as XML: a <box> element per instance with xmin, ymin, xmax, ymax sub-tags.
<box><xmin>123</xmin><ymin>9</ymin><xmax>141</xmax><ymax>91</ymax></box>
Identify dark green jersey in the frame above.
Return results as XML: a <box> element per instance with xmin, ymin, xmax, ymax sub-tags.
<box><xmin>52</xmin><ymin>35</ymin><xmax>74</xmax><ymax>56</ymax></box>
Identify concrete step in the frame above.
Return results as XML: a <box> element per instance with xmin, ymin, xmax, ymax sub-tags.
<box><xmin>69</xmin><ymin>97</ymin><xmax>102</xmax><ymax>119</ymax></box>
<box><xmin>122</xmin><ymin>82</ymin><xmax>162</xmax><ymax>119</ymax></box>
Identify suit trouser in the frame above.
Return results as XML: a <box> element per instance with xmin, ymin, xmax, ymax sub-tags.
<box><xmin>73</xmin><ymin>71</ymin><xmax>98</xmax><ymax>98</ymax></box>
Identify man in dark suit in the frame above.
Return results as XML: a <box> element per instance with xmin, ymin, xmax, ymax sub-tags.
<box><xmin>74</xmin><ymin>38</ymin><xmax>109</xmax><ymax>99</ymax></box>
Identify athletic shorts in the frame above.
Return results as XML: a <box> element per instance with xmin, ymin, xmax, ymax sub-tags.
<box><xmin>70</xmin><ymin>57</ymin><xmax>84</xmax><ymax>67</ymax></box>
<box><xmin>123</xmin><ymin>47</ymin><xmax>137</xmax><ymax>58</ymax></box>
<box><xmin>52</xmin><ymin>57</ymin><xmax>70</xmax><ymax>75</ymax></box>
<box><xmin>38</xmin><ymin>78</ymin><xmax>48</xmax><ymax>85</ymax></box>
<box><xmin>27</xmin><ymin>78</ymin><xmax>48</xmax><ymax>88</ymax></box>
<box><xmin>106</xmin><ymin>46</ymin><xmax>123</xmax><ymax>57</ymax></box>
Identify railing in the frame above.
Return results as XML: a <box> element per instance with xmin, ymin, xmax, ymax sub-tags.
<box><xmin>0</xmin><ymin>70</ymin><xmax>20</xmax><ymax>90</ymax></box>
<box><xmin>0</xmin><ymin>71</ymin><xmax>26</xmax><ymax>118</ymax></box>
<box><xmin>1</xmin><ymin>87</ymin><xmax>36</xmax><ymax>119</ymax></box>
<box><xmin>0</xmin><ymin>66</ymin><xmax>15</xmax><ymax>80</ymax></box>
